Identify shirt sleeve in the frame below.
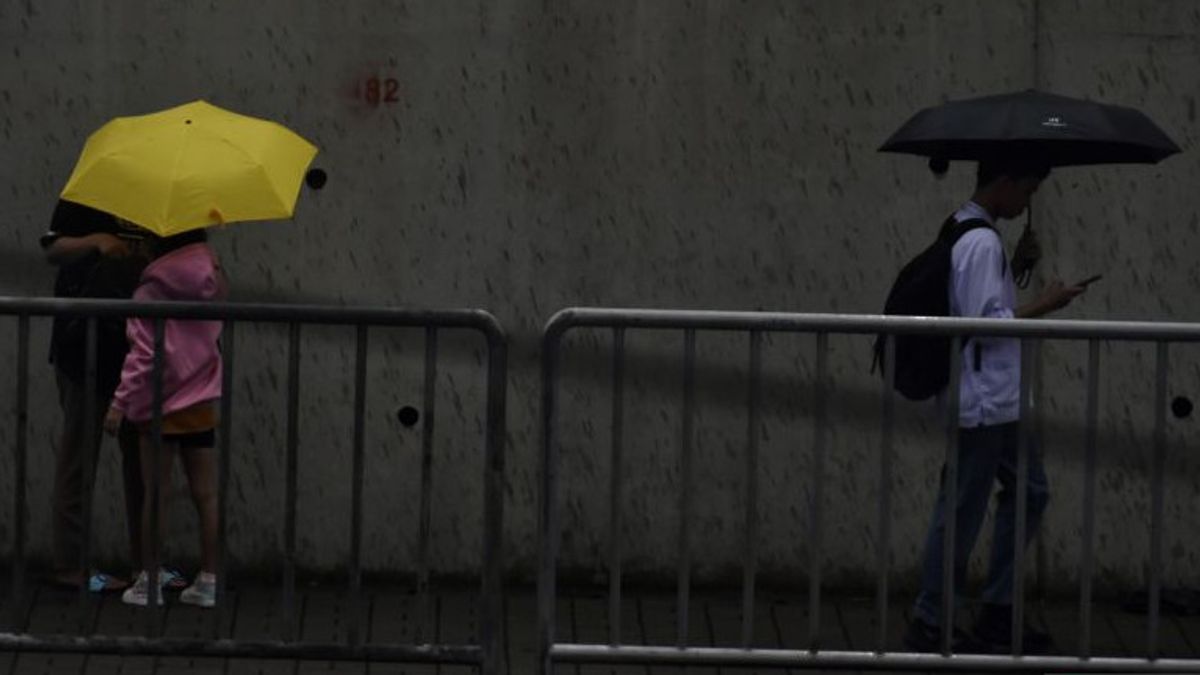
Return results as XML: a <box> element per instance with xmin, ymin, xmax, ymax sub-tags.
<box><xmin>110</xmin><ymin>314</ymin><xmax>155</xmax><ymax>416</ymax></box>
<box><xmin>951</xmin><ymin>230</ymin><xmax>1014</xmax><ymax>325</ymax></box>
<box><xmin>110</xmin><ymin>281</ymin><xmax>161</xmax><ymax>417</ymax></box>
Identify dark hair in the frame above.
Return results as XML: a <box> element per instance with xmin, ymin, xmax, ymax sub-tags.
<box><xmin>151</xmin><ymin>229</ymin><xmax>207</xmax><ymax>257</ymax></box>
<box><xmin>976</xmin><ymin>157</ymin><xmax>1051</xmax><ymax>189</ymax></box>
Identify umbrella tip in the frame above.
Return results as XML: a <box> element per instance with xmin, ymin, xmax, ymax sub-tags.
<box><xmin>305</xmin><ymin>168</ymin><xmax>328</xmax><ymax>190</ymax></box>
<box><xmin>928</xmin><ymin>156</ymin><xmax>949</xmax><ymax>177</ymax></box>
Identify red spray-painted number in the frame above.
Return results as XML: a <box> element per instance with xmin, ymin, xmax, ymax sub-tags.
<box><xmin>357</xmin><ymin>77</ymin><xmax>400</xmax><ymax>106</ymax></box>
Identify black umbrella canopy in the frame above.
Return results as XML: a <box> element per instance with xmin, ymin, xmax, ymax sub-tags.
<box><xmin>880</xmin><ymin>89</ymin><xmax>1181</xmax><ymax>167</ymax></box>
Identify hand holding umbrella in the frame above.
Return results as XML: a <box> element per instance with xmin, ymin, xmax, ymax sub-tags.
<box><xmin>1011</xmin><ymin>219</ymin><xmax>1041</xmax><ymax>287</ymax></box>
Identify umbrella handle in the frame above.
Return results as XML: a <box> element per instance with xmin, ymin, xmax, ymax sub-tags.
<box><xmin>1014</xmin><ymin>210</ymin><xmax>1034</xmax><ymax>289</ymax></box>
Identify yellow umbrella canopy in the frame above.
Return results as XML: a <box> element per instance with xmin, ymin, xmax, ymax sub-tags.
<box><xmin>60</xmin><ymin>100</ymin><xmax>318</xmax><ymax>237</ymax></box>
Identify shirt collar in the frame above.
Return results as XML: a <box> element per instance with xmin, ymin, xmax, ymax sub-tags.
<box><xmin>960</xmin><ymin>200</ymin><xmax>996</xmax><ymax>226</ymax></box>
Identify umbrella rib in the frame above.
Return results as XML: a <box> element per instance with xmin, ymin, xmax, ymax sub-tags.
<box><xmin>214</xmin><ymin>135</ymin><xmax>294</xmax><ymax>217</ymax></box>
<box><xmin>159</xmin><ymin>127</ymin><xmax>194</xmax><ymax>234</ymax></box>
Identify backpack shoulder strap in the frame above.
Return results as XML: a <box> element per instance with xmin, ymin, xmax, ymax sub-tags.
<box><xmin>939</xmin><ymin>217</ymin><xmax>995</xmax><ymax>246</ymax></box>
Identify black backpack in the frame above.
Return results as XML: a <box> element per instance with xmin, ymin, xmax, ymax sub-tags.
<box><xmin>871</xmin><ymin>217</ymin><xmax>995</xmax><ymax>400</ymax></box>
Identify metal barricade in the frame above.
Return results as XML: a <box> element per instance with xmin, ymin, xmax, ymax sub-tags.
<box><xmin>538</xmin><ymin>307</ymin><xmax>1200</xmax><ymax>673</ymax></box>
<box><xmin>0</xmin><ymin>297</ymin><xmax>506</xmax><ymax>674</ymax></box>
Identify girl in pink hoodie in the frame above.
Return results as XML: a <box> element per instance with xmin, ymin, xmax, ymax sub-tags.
<box><xmin>103</xmin><ymin>228</ymin><xmax>225</xmax><ymax>608</ymax></box>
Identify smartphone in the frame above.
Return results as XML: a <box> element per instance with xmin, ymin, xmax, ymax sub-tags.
<box><xmin>1076</xmin><ymin>274</ymin><xmax>1103</xmax><ymax>287</ymax></box>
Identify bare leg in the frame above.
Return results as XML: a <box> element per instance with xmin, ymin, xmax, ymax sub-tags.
<box><xmin>180</xmin><ymin>446</ymin><xmax>218</xmax><ymax>573</ymax></box>
<box><xmin>138</xmin><ymin>433</ymin><xmax>178</xmax><ymax>574</ymax></box>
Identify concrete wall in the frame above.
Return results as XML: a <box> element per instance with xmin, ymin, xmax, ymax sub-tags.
<box><xmin>1</xmin><ymin>1</ymin><xmax>1197</xmax><ymax>594</ymax></box>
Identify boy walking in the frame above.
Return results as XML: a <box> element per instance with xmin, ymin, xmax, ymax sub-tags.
<box><xmin>903</xmin><ymin>158</ymin><xmax>1085</xmax><ymax>653</ymax></box>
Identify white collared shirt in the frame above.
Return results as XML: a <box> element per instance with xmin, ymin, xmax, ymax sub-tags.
<box><xmin>949</xmin><ymin>201</ymin><xmax>1021</xmax><ymax>427</ymax></box>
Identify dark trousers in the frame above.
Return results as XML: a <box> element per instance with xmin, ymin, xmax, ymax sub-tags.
<box><xmin>51</xmin><ymin>367</ymin><xmax>143</xmax><ymax>572</ymax></box>
<box><xmin>913</xmin><ymin>421</ymin><xmax>1051</xmax><ymax>626</ymax></box>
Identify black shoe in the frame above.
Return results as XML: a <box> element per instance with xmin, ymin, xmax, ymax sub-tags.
<box><xmin>971</xmin><ymin>603</ymin><xmax>1055</xmax><ymax>654</ymax></box>
<box><xmin>902</xmin><ymin>617</ymin><xmax>972</xmax><ymax>653</ymax></box>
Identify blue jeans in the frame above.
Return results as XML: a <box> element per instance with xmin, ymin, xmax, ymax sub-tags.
<box><xmin>913</xmin><ymin>421</ymin><xmax>1050</xmax><ymax>627</ymax></box>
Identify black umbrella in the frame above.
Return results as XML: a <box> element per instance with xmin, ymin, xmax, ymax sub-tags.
<box><xmin>880</xmin><ymin>89</ymin><xmax>1181</xmax><ymax>167</ymax></box>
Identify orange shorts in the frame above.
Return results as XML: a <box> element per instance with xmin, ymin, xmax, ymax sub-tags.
<box><xmin>138</xmin><ymin>401</ymin><xmax>218</xmax><ymax>449</ymax></box>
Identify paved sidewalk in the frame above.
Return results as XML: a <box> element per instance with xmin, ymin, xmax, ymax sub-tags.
<box><xmin>3</xmin><ymin>581</ymin><xmax>1199</xmax><ymax>674</ymax></box>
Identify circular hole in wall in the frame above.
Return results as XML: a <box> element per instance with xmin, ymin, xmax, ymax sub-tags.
<box><xmin>1171</xmin><ymin>396</ymin><xmax>1193</xmax><ymax>419</ymax></box>
<box><xmin>397</xmin><ymin>406</ymin><xmax>420</xmax><ymax>428</ymax></box>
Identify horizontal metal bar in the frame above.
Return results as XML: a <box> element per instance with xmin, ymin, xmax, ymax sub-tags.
<box><xmin>543</xmin><ymin>307</ymin><xmax>1200</xmax><ymax>342</ymax></box>
<box><xmin>0</xmin><ymin>297</ymin><xmax>502</xmax><ymax>335</ymax></box>
<box><xmin>548</xmin><ymin>643</ymin><xmax>1200</xmax><ymax>672</ymax></box>
<box><xmin>0</xmin><ymin>633</ymin><xmax>481</xmax><ymax>664</ymax></box>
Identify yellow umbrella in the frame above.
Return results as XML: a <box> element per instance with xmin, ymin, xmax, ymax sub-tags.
<box><xmin>60</xmin><ymin>100</ymin><xmax>318</xmax><ymax>237</ymax></box>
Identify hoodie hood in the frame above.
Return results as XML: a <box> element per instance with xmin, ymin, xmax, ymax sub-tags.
<box><xmin>138</xmin><ymin>243</ymin><xmax>224</xmax><ymax>302</ymax></box>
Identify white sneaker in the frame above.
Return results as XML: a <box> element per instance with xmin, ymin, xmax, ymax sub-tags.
<box><xmin>180</xmin><ymin>572</ymin><xmax>217</xmax><ymax>608</ymax></box>
<box><xmin>120</xmin><ymin>571</ymin><xmax>164</xmax><ymax>606</ymax></box>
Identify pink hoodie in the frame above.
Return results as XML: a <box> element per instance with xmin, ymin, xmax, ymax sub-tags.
<box><xmin>112</xmin><ymin>242</ymin><xmax>225</xmax><ymax>423</ymax></box>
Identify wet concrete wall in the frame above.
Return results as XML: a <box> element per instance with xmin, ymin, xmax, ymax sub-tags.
<box><xmin>0</xmin><ymin>1</ymin><xmax>1197</xmax><ymax>594</ymax></box>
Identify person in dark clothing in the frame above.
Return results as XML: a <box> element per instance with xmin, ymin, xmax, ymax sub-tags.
<box><xmin>41</xmin><ymin>199</ymin><xmax>149</xmax><ymax>592</ymax></box>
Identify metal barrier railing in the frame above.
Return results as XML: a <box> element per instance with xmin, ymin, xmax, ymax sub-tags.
<box><xmin>0</xmin><ymin>297</ymin><xmax>507</xmax><ymax>674</ymax></box>
<box><xmin>538</xmin><ymin>307</ymin><xmax>1200</xmax><ymax>673</ymax></box>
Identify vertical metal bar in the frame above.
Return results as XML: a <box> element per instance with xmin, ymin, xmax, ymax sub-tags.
<box><xmin>417</xmin><ymin>326</ymin><xmax>438</xmax><ymax>642</ymax></box>
<box><xmin>146</xmin><ymin>319</ymin><xmax>165</xmax><ymax>637</ymax></box>
<box><xmin>876</xmin><ymin>333</ymin><xmax>896</xmax><ymax>654</ymax></box>
<box><xmin>538</xmin><ymin>327</ymin><xmax>563</xmax><ymax>675</ymax></box>
<box><xmin>1012</xmin><ymin>338</ymin><xmax>1035</xmax><ymax>656</ymax></box>
<box><xmin>676</xmin><ymin>329</ymin><xmax>696</xmax><ymax>648</ymax></box>
<box><xmin>9</xmin><ymin>315</ymin><xmax>30</xmax><ymax>633</ymax></box>
<box><xmin>1034</xmin><ymin>342</ymin><xmax>1047</xmax><ymax>602</ymax></box>
<box><xmin>940</xmin><ymin>336</ymin><xmax>962</xmax><ymax>656</ymax></box>
<box><xmin>78</xmin><ymin>316</ymin><xmax>98</xmax><ymax>626</ymax></box>
<box><xmin>608</xmin><ymin>327</ymin><xmax>626</xmax><ymax>647</ymax></box>
<box><xmin>1079</xmin><ymin>339</ymin><xmax>1100</xmax><ymax>658</ymax></box>
<box><xmin>348</xmin><ymin>325</ymin><xmax>368</xmax><ymax>646</ymax></box>
<box><xmin>741</xmin><ymin>330</ymin><xmax>762</xmax><ymax>648</ymax></box>
<box><xmin>282</xmin><ymin>322</ymin><xmax>300</xmax><ymax>642</ymax></box>
<box><xmin>1148</xmin><ymin>341</ymin><xmax>1169</xmax><ymax>659</ymax></box>
<box><xmin>212</xmin><ymin>321</ymin><xmax>235</xmax><ymax>640</ymax></box>
<box><xmin>808</xmin><ymin>332</ymin><xmax>828</xmax><ymax>652</ymax></box>
<box><xmin>479</xmin><ymin>325</ymin><xmax>508</xmax><ymax>675</ymax></box>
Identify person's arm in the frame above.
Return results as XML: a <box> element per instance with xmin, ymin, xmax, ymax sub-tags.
<box><xmin>43</xmin><ymin>232</ymin><xmax>129</xmax><ymax>265</ymax></box>
<box><xmin>106</xmin><ymin>281</ymin><xmax>159</xmax><ymax>430</ymax></box>
<box><xmin>106</xmin><ymin>314</ymin><xmax>153</xmax><ymax>433</ymax></box>
<box><xmin>953</xmin><ymin>231</ymin><xmax>1013</xmax><ymax>324</ymax></box>
<box><xmin>958</xmin><ymin>233</ymin><xmax>1083</xmax><ymax>320</ymax></box>
<box><xmin>1016</xmin><ymin>280</ymin><xmax>1085</xmax><ymax>318</ymax></box>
